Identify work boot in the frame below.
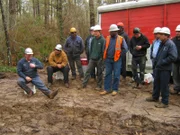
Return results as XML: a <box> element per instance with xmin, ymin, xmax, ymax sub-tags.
<box><xmin>82</xmin><ymin>84</ymin><xmax>86</xmax><ymax>88</ymax></box>
<box><xmin>47</xmin><ymin>90</ymin><xmax>58</xmax><ymax>99</ymax></box>
<box><xmin>170</xmin><ymin>89</ymin><xmax>179</xmax><ymax>95</ymax></box>
<box><xmin>155</xmin><ymin>102</ymin><xmax>168</xmax><ymax>108</ymax></box>
<box><xmin>100</xmin><ymin>90</ymin><xmax>108</xmax><ymax>95</ymax></box>
<box><xmin>146</xmin><ymin>97</ymin><xmax>159</xmax><ymax>102</ymax></box>
<box><xmin>71</xmin><ymin>76</ymin><xmax>76</xmax><ymax>80</ymax></box>
<box><xmin>112</xmin><ymin>91</ymin><xmax>117</xmax><ymax>96</ymax></box>
<box><xmin>94</xmin><ymin>87</ymin><xmax>101</xmax><ymax>91</ymax></box>
<box><xmin>65</xmin><ymin>83</ymin><xmax>69</xmax><ymax>88</ymax></box>
<box><xmin>27</xmin><ymin>90</ymin><xmax>33</xmax><ymax>97</ymax></box>
<box><xmin>47</xmin><ymin>83</ymin><xmax>52</xmax><ymax>88</ymax></box>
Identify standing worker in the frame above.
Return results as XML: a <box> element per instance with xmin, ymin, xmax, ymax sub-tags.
<box><xmin>117</xmin><ymin>22</ymin><xmax>130</xmax><ymax>80</ymax></box>
<box><xmin>171</xmin><ymin>24</ymin><xmax>180</xmax><ymax>95</ymax></box>
<box><xmin>85</xmin><ymin>26</ymin><xmax>96</xmax><ymax>79</ymax></box>
<box><xmin>82</xmin><ymin>25</ymin><xmax>105</xmax><ymax>90</ymax></box>
<box><xmin>64</xmin><ymin>27</ymin><xmax>84</xmax><ymax>80</ymax></box>
<box><xmin>47</xmin><ymin>44</ymin><xmax>70</xmax><ymax>88</ymax></box>
<box><xmin>146</xmin><ymin>27</ymin><xmax>177</xmax><ymax>108</ymax></box>
<box><xmin>100</xmin><ymin>24</ymin><xmax>128</xmax><ymax>96</ymax></box>
<box><xmin>150</xmin><ymin>27</ymin><xmax>161</xmax><ymax>77</ymax></box>
<box><xmin>129</xmin><ymin>27</ymin><xmax>150</xmax><ymax>88</ymax></box>
<box><xmin>17</xmin><ymin>48</ymin><xmax>58</xmax><ymax>99</ymax></box>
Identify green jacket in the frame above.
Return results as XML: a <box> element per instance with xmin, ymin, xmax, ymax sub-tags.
<box><xmin>90</xmin><ymin>35</ymin><xmax>105</xmax><ymax>60</ymax></box>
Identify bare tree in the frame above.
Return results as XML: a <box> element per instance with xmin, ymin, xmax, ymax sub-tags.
<box><xmin>45</xmin><ymin>0</ymin><xmax>49</xmax><ymax>27</ymax></box>
<box><xmin>0</xmin><ymin>0</ymin><xmax>12</xmax><ymax>65</ymax></box>
<box><xmin>9</xmin><ymin>0</ymin><xmax>17</xmax><ymax>29</ymax></box>
<box><xmin>89</xmin><ymin>0</ymin><xmax>95</xmax><ymax>27</ymax></box>
<box><xmin>57</xmin><ymin>0</ymin><xmax>64</xmax><ymax>43</ymax></box>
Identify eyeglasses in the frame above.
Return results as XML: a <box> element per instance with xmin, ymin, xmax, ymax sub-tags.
<box><xmin>71</xmin><ymin>32</ymin><xmax>76</xmax><ymax>34</ymax></box>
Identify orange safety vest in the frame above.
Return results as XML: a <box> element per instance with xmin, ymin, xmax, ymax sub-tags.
<box><xmin>103</xmin><ymin>35</ymin><xmax>123</xmax><ymax>62</ymax></box>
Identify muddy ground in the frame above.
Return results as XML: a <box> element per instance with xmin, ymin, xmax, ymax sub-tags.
<box><xmin>0</xmin><ymin>69</ymin><xmax>180</xmax><ymax>135</ymax></box>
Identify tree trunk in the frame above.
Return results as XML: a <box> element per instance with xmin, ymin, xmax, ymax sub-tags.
<box><xmin>9</xmin><ymin>0</ymin><xmax>17</xmax><ymax>29</ymax></box>
<box><xmin>0</xmin><ymin>0</ymin><xmax>12</xmax><ymax>66</ymax></box>
<box><xmin>89</xmin><ymin>0</ymin><xmax>95</xmax><ymax>27</ymax></box>
<box><xmin>44</xmin><ymin>0</ymin><xmax>49</xmax><ymax>27</ymax></box>
<box><xmin>57</xmin><ymin>0</ymin><xmax>63</xmax><ymax>43</ymax></box>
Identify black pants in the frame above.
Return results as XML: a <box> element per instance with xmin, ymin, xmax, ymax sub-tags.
<box><xmin>68</xmin><ymin>55</ymin><xmax>84</xmax><ymax>77</ymax></box>
<box><xmin>121</xmin><ymin>52</ymin><xmax>126</xmax><ymax>78</ymax></box>
<box><xmin>152</xmin><ymin>69</ymin><xmax>171</xmax><ymax>105</ymax></box>
<box><xmin>47</xmin><ymin>65</ymin><xmax>69</xmax><ymax>83</ymax></box>
<box><xmin>131</xmin><ymin>56</ymin><xmax>146</xmax><ymax>83</ymax></box>
<box><xmin>87</xmin><ymin>55</ymin><xmax>96</xmax><ymax>79</ymax></box>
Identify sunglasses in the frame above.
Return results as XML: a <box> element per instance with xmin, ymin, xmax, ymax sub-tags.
<box><xmin>71</xmin><ymin>32</ymin><xmax>76</xmax><ymax>34</ymax></box>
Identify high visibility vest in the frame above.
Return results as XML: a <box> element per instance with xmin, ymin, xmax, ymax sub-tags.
<box><xmin>103</xmin><ymin>35</ymin><xmax>123</xmax><ymax>61</ymax></box>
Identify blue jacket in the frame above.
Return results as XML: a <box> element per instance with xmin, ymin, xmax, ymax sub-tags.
<box><xmin>17</xmin><ymin>57</ymin><xmax>43</xmax><ymax>79</ymax></box>
<box><xmin>64</xmin><ymin>35</ymin><xmax>84</xmax><ymax>57</ymax></box>
<box><xmin>154</xmin><ymin>39</ymin><xmax>177</xmax><ymax>71</ymax></box>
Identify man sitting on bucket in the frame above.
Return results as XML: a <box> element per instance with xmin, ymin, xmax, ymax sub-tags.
<box><xmin>17</xmin><ymin>48</ymin><xmax>58</xmax><ymax>99</ymax></box>
<box><xmin>47</xmin><ymin>44</ymin><xmax>70</xmax><ymax>88</ymax></box>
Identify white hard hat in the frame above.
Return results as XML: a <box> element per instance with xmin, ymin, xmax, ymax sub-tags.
<box><xmin>109</xmin><ymin>24</ymin><xmax>119</xmax><ymax>32</ymax></box>
<box><xmin>159</xmin><ymin>27</ymin><xmax>170</xmax><ymax>35</ymax></box>
<box><xmin>153</xmin><ymin>27</ymin><xmax>161</xmax><ymax>34</ymax></box>
<box><xmin>90</xmin><ymin>26</ymin><xmax>95</xmax><ymax>30</ymax></box>
<box><xmin>175</xmin><ymin>24</ymin><xmax>180</xmax><ymax>31</ymax></box>
<box><xmin>55</xmin><ymin>44</ymin><xmax>62</xmax><ymax>51</ymax></box>
<box><xmin>93</xmin><ymin>25</ymin><xmax>102</xmax><ymax>31</ymax></box>
<box><xmin>25</xmin><ymin>48</ymin><xmax>33</xmax><ymax>54</ymax></box>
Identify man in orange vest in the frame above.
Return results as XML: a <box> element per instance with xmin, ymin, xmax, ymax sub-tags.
<box><xmin>100</xmin><ymin>24</ymin><xmax>128</xmax><ymax>96</ymax></box>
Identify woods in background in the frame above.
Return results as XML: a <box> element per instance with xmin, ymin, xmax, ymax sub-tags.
<box><xmin>0</xmin><ymin>0</ymin><xmax>129</xmax><ymax>65</ymax></box>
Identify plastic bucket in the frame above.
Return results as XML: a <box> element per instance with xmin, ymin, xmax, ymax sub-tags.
<box><xmin>81</xmin><ymin>58</ymin><xmax>88</xmax><ymax>73</ymax></box>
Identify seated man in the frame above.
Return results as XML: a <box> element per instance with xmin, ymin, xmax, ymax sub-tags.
<box><xmin>17</xmin><ymin>48</ymin><xmax>58</xmax><ymax>99</ymax></box>
<box><xmin>47</xmin><ymin>44</ymin><xmax>70</xmax><ymax>88</ymax></box>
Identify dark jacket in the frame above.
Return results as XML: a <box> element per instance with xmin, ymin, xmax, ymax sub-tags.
<box><xmin>154</xmin><ymin>39</ymin><xmax>177</xmax><ymax>71</ymax></box>
<box><xmin>64</xmin><ymin>35</ymin><xmax>84</xmax><ymax>57</ymax></box>
<box><xmin>85</xmin><ymin>35</ymin><xmax>93</xmax><ymax>56</ymax></box>
<box><xmin>172</xmin><ymin>37</ymin><xmax>180</xmax><ymax>65</ymax></box>
<box><xmin>17</xmin><ymin>57</ymin><xmax>43</xmax><ymax>79</ymax></box>
<box><xmin>129</xmin><ymin>34</ymin><xmax>150</xmax><ymax>57</ymax></box>
<box><xmin>90</xmin><ymin>35</ymin><xmax>105</xmax><ymax>60</ymax></box>
<box><xmin>118</xmin><ymin>31</ymin><xmax>130</xmax><ymax>48</ymax></box>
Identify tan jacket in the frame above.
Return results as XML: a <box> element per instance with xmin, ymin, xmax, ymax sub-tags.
<box><xmin>48</xmin><ymin>50</ymin><xmax>68</xmax><ymax>67</ymax></box>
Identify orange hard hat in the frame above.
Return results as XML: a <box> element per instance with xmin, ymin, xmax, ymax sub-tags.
<box><xmin>117</xmin><ymin>22</ymin><xmax>124</xmax><ymax>27</ymax></box>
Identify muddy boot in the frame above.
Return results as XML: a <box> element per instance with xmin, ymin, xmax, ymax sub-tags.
<box><xmin>48</xmin><ymin>90</ymin><xmax>58</xmax><ymax>99</ymax></box>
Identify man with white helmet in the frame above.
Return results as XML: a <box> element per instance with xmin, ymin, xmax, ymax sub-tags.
<box><xmin>171</xmin><ymin>24</ymin><xmax>180</xmax><ymax>95</ymax></box>
<box><xmin>82</xmin><ymin>25</ymin><xmax>105</xmax><ymax>90</ymax></box>
<box><xmin>47</xmin><ymin>44</ymin><xmax>70</xmax><ymax>88</ymax></box>
<box><xmin>146</xmin><ymin>27</ymin><xmax>177</xmax><ymax>108</ymax></box>
<box><xmin>150</xmin><ymin>27</ymin><xmax>161</xmax><ymax>76</ymax></box>
<box><xmin>64</xmin><ymin>27</ymin><xmax>84</xmax><ymax>80</ymax></box>
<box><xmin>129</xmin><ymin>27</ymin><xmax>150</xmax><ymax>88</ymax></box>
<box><xmin>100</xmin><ymin>24</ymin><xmax>128</xmax><ymax>96</ymax></box>
<box><xmin>85</xmin><ymin>26</ymin><xmax>96</xmax><ymax>79</ymax></box>
<box><xmin>17</xmin><ymin>48</ymin><xmax>58</xmax><ymax>99</ymax></box>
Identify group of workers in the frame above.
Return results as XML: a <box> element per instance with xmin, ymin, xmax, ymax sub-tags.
<box><xmin>17</xmin><ymin>22</ymin><xmax>180</xmax><ymax>108</ymax></box>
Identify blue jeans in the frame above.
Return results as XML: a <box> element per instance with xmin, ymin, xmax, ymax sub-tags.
<box><xmin>104</xmin><ymin>58</ymin><xmax>122</xmax><ymax>92</ymax></box>
<box><xmin>152</xmin><ymin>69</ymin><xmax>171</xmax><ymax>105</ymax></box>
<box><xmin>17</xmin><ymin>76</ymin><xmax>50</xmax><ymax>94</ymax></box>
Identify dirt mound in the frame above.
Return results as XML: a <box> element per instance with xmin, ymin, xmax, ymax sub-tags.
<box><xmin>0</xmin><ymin>71</ymin><xmax>180</xmax><ymax>135</ymax></box>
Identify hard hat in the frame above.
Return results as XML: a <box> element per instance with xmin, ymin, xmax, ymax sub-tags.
<box><xmin>109</xmin><ymin>24</ymin><xmax>119</xmax><ymax>32</ymax></box>
<box><xmin>175</xmin><ymin>24</ymin><xmax>180</xmax><ymax>31</ymax></box>
<box><xmin>25</xmin><ymin>48</ymin><xmax>33</xmax><ymax>54</ymax></box>
<box><xmin>117</xmin><ymin>22</ymin><xmax>124</xmax><ymax>27</ymax></box>
<box><xmin>159</xmin><ymin>27</ymin><xmax>170</xmax><ymax>35</ymax></box>
<box><xmin>93</xmin><ymin>25</ymin><xmax>102</xmax><ymax>31</ymax></box>
<box><xmin>153</xmin><ymin>27</ymin><xmax>161</xmax><ymax>34</ymax></box>
<box><xmin>55</xmin><ymin>44</ymin><xmax>62</xmax><ymax>51</ymax></box>
<box><xmin>133</xmin><ymin>27</ymin><xmax>141</xmax><ymax>34</ymax></box>
<box><xmin>90</xmin><ymin>26</ymin><xmax>95</xmax><ymax>30</ymax></box>
<box><xmin>70</xmin><ymin>27</ymin><xmax>77</xmax><ymax>33</ymax></box>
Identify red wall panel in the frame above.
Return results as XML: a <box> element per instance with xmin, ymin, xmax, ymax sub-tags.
<box><xmin>100</xmin><ymin>3</ymin><xmax>180</xmax><ymax>43</ymax></box>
